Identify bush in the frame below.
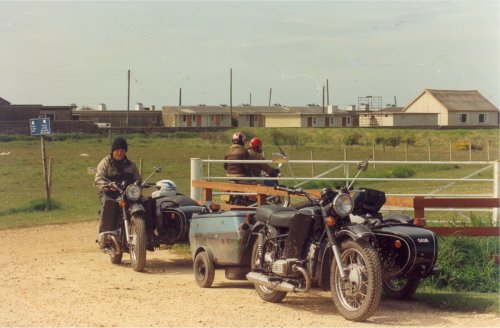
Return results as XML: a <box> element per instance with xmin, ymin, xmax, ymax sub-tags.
<box><xmin>452</xmin><ymin>141</ymin><xmax>483</xmax><ymax>151</ymax></box>
<box><xmin>403</xmin><ymin>136</ymin><xmax>416</xmax><ymax>145</ymax></box>
<box><xmin>424</xmin><ymin>236</ymin><xmax>499</xmax><ymax>292</ymax></box>
<box><xmin>384</xmin><ymin>135</ymin><xmax>402</xmax><ymax>147</ymax></box>
<box><xmin>375</xmin><ymin>136</ymin><xmax>385</xmax><ymax>145</ymax></box>
<box><xmin>269</xmin><ymin>130</ymin><xmax>299</xmax><ymax>148</ymax></box>
<box><xmin>173</xmin><ymin>131</ymin><xmax>198</xmax><ymax>139</ymax></box>
<box><xmin>343</xmin><ymin>134</ymin><xmax>361</xmax><ymax>146</ymax></box>
<box><xmin>385</xmin><ymin>166</ymin><xmax>415</xmax><ymax>178</ymax></box>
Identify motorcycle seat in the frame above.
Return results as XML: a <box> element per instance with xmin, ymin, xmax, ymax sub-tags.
<box><xmin>255</xmin><ymin>205</ymin><xmax>298</xmax><ymax>228</ymax></box>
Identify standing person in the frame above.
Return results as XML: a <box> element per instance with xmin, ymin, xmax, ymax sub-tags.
<box><xmin>94</xmin><ymin>136</ymin><xmax>141</xmax><ymax>247</ymax></box>
<box><xmin>223</xmin><ymin>131</ymin><xmax>250</xmax><ymax>181</ymax></box>
<box><xmin>247</xmin><ymin>137</ymin><xmax>280</xmax><ymax>179</ymax></box>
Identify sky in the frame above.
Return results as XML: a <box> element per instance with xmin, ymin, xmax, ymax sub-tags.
<box><xmin>0</xmin><ymin>0</ymin><xmax>499</xmax><ymax>110</ymax></box>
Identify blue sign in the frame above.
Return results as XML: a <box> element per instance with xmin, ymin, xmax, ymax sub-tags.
<box><xmin>30</xmin><ymin>118</ymin><xmax>51</xmax><ymax>136</ymax></box>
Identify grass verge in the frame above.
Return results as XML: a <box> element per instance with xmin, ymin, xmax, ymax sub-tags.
<box><xmin>414</xmin><ymin>290</ymin><xmax>499</xmax><ymax>314</ymax></box>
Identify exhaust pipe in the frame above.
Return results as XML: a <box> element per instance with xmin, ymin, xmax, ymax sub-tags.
<box><xmin>109</xmin><ymin>234</ymin><xmax>121</xmax><ymax>256</ymax></box>
<box><xmin>246</xmin><ymin>268</ymin><xmax>311</xmax><ymax>293</ymax></box>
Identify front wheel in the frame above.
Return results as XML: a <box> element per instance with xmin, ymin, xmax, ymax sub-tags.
<box><xmin>129</xmin><ymin>215</ymin><xmax>147</xmax><ymax>272</ymax></box>
<box><xmin>330</xmin><ymin>240</ymin><xmax>382</xmax><ymax>322</ymax></box>
<box><xmin>383</xmin><ymin>274</ymin><xmax>421</xmax><ymax>299</ymax></box>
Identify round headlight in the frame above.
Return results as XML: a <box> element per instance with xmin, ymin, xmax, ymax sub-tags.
<box><xmin>332</xmin><ymin>193</ymin><xmax>353</xmax><ymax>217</ymax></box>
<box><xmin>126</xmin><ymin>184</ymin><xmax>142</xmax><ymax>201</ymax></box>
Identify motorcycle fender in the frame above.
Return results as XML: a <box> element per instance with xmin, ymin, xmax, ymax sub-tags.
<box><xmin>128</xmin><ymin>203</ymin><xmax>145</xmax><ymax>216</ymax></box>
<box><xmin>335</xmin><ymin>223</ymin><xmax>375</xmax><ymax>242</ymax></box>
<box><xmin>194</xmin><ymin>246</ymin><xmax>216</xmax><ymax>266</ymax></box>
<box><xmin>373</xmin><ymin>225</ymin><xmax>438</xmax><ymax>278</ymax></box>
<box><xmin>317</xmin><ymin>239</ymin><xmax>332</xmax><ymax>290</ymax></box>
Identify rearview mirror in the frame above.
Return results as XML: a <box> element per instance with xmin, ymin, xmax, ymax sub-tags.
<box><xmin>356</xmin><ymin>160</ymin><xmax>369</xmax><ymax>172</ymax></box>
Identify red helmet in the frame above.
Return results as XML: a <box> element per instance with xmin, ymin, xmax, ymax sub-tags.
<box><xmin>232</xmin><ymin>131</ymin><xmax>246</xmax><ymax>145</ymax></box>
<box><xmin>250</xmin><ymin>137</ymin><xmax>262</xmax><ymax>150</ymax></box>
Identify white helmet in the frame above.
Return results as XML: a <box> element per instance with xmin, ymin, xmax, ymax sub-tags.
<box><xmin>152</xmin><ymin>179</ymin><xmax>177</xmax><ymax>198</ymax></box>
<box><xmin>156</xmin><ymin>179</ymin><xmax>177</xmax><ymax>191</ymax></box>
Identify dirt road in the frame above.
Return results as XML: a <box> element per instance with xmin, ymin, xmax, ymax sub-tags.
<box><xmin>0</xmin><ymin>221</ymin><xmax>498</xmax><ymax>327</ymax></box>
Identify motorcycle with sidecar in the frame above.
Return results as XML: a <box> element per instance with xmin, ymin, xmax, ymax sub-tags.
<box><xmin>189</xmin><ymin>158</ymin><xmax>438</xmax><ymax>322</ymax></box>
<box><xmin>96</xmin><ymin>167</ymin><xmax>215</xmax><ymax>272</ymax></box>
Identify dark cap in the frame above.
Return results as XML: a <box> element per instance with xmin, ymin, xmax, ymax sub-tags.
<box><xmin>111</xmin><ymin>136</ymin><xmax>128</xmax><ymax>152</ymax></box>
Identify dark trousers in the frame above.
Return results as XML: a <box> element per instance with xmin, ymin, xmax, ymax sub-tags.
<box><xmin>99</xmin><ymin>193</ymin><xmax>120</xmax><ymax>232</ymax></box>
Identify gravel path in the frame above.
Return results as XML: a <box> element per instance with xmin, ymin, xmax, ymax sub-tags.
<box><xmin>0</xmin><ymin>221</ymin><xmax>498</xmax><ymax>327</ymax></box>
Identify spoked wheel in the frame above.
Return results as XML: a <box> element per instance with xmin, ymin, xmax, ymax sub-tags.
<box><xmin>129</xmin><ymin>215</ymin><xmax>147</xmax><ymax>272</ymax></box>
<box><xmin>250</xmin><ymin>227</ymin><xmax>287</xmax><ymax>303</ymax></box>
<box><xmin>330</xmin><ymin>240</ymin><xmax>382</xmax><ymax>322</ymax></box>
<box><xmin>383</xmin><ymin>274</ymin><xmax>421</xmax><ymax>299</ymax></box>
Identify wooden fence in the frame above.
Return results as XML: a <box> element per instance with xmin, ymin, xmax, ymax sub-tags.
<box><xmin>192</xmin><ymin>180</ymin><xmax>500</xmax><ymax>237</ymax></box>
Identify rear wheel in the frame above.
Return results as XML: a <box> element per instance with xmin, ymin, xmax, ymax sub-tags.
<box><xmin>383</xmin><ymin>274</ymin><xmax>421</xmax><ymax>299</ymax></box>
<box><xmin>194</xmin><ymin>251</ymin><xmax>215</xmax><ymax>288</ymax></box>
<box><xmin>129</xmin><ymin>215</ymin><xmax>147</xmax><ymax>272</ymax></box>
<box><xmin>330</xmin><ymin>240</ymin><xmax>382</xmax><ymax>322</ymax></box>
<box><xmin>250</xmin><ymin>229</ymin><xmax>287</xmax><ymax>303</ymax></box>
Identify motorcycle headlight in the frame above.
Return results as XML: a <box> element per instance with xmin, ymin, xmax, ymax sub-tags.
<box><xmin>125</xmin><ymin>184</ymin><xmax>142</xmax><ymax>201</ymax></box>
<box><xmin>332</xmin><ymin>193</ymin><xmax>353</xmax><ymax>217</ymax></box>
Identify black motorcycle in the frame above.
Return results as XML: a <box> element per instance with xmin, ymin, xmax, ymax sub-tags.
<box><xmin>246</xmin><ymin>159</ymin><xmax>438</xmax><ymax>321</ymax></box>
<box><xmin>97</xmin><ymin>167</ymin><xmax>161</xmax><ymax>272</ymax></box>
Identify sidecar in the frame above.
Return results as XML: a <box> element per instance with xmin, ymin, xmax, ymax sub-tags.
<box><xmin>189</xmin><ymin>209</ymin><xmax>255</xmax><ymax>288</ymax></box>
<box><xmin>353</xmin><ymin>188</ymin><xmax>438</xmax><ymax>280</ymax></box>
<box><xmin>145</xmin><ymin>193</ymin><xmax>205</xmax><ymax>247</ymax></box>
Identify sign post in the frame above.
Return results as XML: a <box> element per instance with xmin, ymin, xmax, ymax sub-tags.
<box><xmin>30</xmin><ymin>118</ymin><xmax>52</xmax><ymax>210</ymax></box>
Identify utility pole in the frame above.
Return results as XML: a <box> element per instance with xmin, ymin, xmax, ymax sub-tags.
<box><xmin>268</xmin><ymin>88</ymin><xmax>272</xmax><ymax>106</ymax></box>
<box><xmin>179</xmin><ymin>88</ymin><xmax>182</xmax><ymax>106</ymax></box>
<box><xmin>127</xmin><ymin>69</ymin><xmax>130</xmax><ymax>127</ymax></box>
<box><xmin>326</xmin><ymin>79</ymin><xmax>330</xmax><ymax>105</ymax></box>
<box><xmin>322</xmin><ymin>86</ymin><xmax>325</xmax><ymax>114</ymax></box>
<box><xmin>230</xmin><ymin>68</ymin><xmax>233</xmax><ymax>127</ymax></box>
<box><xmin>249</xmin><ymin>92</ymin><xmax>252</xmax><ymax>106</ymax></box>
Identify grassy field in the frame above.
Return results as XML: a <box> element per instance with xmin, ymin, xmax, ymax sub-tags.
<box><xmin>0</xmin><ymin>127</ymin><xmax>498</xmax><ymax>229</ymax></box>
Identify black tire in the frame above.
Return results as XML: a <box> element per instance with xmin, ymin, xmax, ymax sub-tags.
<box><xmin>194</xmin><ymin>251</ymin><xmax>215</xmax><ymax>288</ymax></box>
<box><xmin>330</xmin><ymin>240</ymin><xmax>382</xmax><ymax>322</ymax></box>
<box><xmin>129</xmin><ymin>215</ymin><xmax>147</xmax><ymax>272</ymax></box>
<box><xmin>383</xmin><ymin>275</ymin><xmax>421</xmax><ymax>299</ymax></box>
<box><xmin>250</xmin><ymin>233</ymin><xmax>287</xmax><ymax>303</ymax></box>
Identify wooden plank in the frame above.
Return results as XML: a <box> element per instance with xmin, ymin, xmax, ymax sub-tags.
<box><xmin>414</xmin><ymin>197</ymin><xmax>500</xmax><ymax>209</ymax></box>
<box><xmin>428</xmin><ymin>227</ymin><xmax>500</xmax><ymax>237</ymax></box>
<box><xmin>385</xmin><ymin>196</ymin><xmax>413</xmax><ymax>208</ymax></box>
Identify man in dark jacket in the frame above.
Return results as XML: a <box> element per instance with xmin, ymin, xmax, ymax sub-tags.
<box><xmin>94</xmin><ymin>136</ymin><xmax>141</xmax><ymax>247</ymax></box>
<box><xmin>223</xmin><ymin>131</ymin><xmax>250</xmax><ymax>180</ymax></box>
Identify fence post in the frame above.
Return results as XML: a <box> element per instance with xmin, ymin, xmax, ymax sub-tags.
<box><xmin>494</xmin><ymin>161</ymin><xmax>499</xmax><ymax>224</ymax></box>
<box><xmin>191</xmin><ymin>158</ymin><xmax>202</xmax><ymax>201</ymax></box>
<box><xmin>310</xmin><ymin>151</ymin><xmax>315</xmax><ymax>177</ymax></box>
<box><xmin>469</xmin><ymin>140</ymin><xmax>472</xmax><ymax>161</ymax></box>
<box><xmin>449</xmin><ymin>140</ymin><xmax>452</xmax><ymax>162</ymax></box>
<box><xmin>427</xmin><ymin>138</ymin><xmax>431</xmax><ymax>161</ymax></box>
